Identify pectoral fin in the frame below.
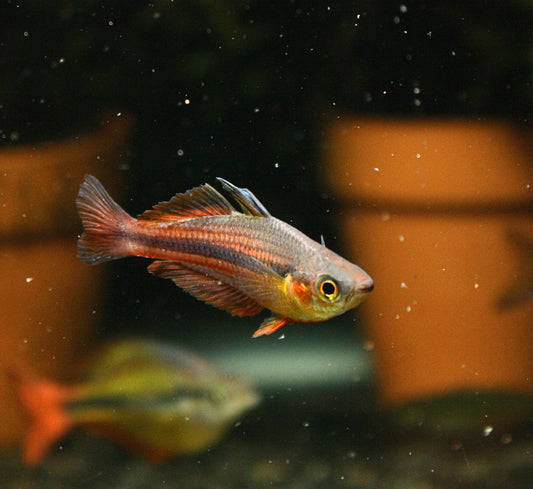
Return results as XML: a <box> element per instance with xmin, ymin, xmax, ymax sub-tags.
<box><xmin>148</xmin><ymin>261</ymin><xmax>263</xmax><ymax>317</ymax></box>
<box><xmin>252</xmin><ymin>316</ymin><xmax>293</xmax><ymax>338</ymax></box>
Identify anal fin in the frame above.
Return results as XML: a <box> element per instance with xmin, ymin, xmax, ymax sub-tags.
<box><xmin>147</xmin><ymin>260</ymin><xmax>263</xmax><ymax>317</ymax></box>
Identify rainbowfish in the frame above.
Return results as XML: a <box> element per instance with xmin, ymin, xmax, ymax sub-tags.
<box><xmin>12</xmin><ymin>339</ymin><xmax>259</xmax><ymax>466</ymax></box>
<box><xmin>76</xmin><ymin>175</ymin><xmax>373</xmax><ymax>337</ymax></box>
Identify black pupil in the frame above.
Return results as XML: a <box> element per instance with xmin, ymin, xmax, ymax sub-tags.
<box><xmin>321</xmin><ymin>281</ymin><xmax>336</xmax><ymax>296</ymax></box>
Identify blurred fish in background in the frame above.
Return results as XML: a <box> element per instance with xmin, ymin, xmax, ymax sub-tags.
<box><xmin>11</xmin><ymin>338</ymin><xmax>260</xmax><ymax>466</ymax></box>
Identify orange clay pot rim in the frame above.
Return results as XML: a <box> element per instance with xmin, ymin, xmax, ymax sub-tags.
<box><xmin>333</xmin><ymin>197</ymin><xmax>533</xmax><ymax>215</ymax></box>
<box><xmin>0</xmin><ymin>115</ymin><xmax>133</xmax><ymax>171</ymax></box>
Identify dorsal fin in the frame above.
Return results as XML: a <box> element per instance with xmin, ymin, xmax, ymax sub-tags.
<box><xmin>138</xmin><ymin>184</ymin><xmax>236</xmax><ymax>221</ymax></box>
<box><xmin>217</xmin><ymin>178</ymin><xmax>271</xmax><ymax>217</ymax></box>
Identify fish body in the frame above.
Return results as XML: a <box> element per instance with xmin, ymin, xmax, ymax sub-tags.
<box><xmin>13</xmin><ymin>339</ymin><xmax>259</xmax><ymax>465</ymax></box>
<box><xmin>76</xmin><ymin>175</ymin><xmax>373</xmax><ymax>337</ymax></box>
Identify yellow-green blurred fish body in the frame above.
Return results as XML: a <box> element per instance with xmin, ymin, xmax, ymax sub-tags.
<box><xmin>76</xmin><ymin>176</ymin><xmax>373</xmax><ymax>337</ymax></box>
<box><xmin>13</xmin><ymin>339</ymin><xmax>259</xmax><ymax>465</ymax></box>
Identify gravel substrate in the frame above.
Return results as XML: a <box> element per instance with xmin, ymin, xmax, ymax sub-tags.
<box><xmin>2</xmin><ymin>397</ymin><xmax>533</xmax><ymax>489</ymax></box>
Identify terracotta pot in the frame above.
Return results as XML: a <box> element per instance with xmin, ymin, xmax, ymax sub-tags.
<box><xmin>323</xmin><ymin>117</ymin><xmax>533</xmax><ymax>430</ymax></box>
<box><xmin>0</xmin><ymin>115</ymin><xmax>133</xmax><ymax>447</ymax></box>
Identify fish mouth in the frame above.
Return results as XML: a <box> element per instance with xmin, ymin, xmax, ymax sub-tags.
<box><xmin>358</xmin><ymin>277</ymin><xmax>374</xmax><ymax>293</ymax></box>
<box><xmin>345</xmin><ymin>276</ymin><xmax>374</xmax><ymax>308</ymax></box>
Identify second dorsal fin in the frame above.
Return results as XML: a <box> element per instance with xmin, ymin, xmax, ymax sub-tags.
<box><xmin>138</xmin><ymin>184</ymin><xmax>236</xmax><ymax>221</ymax></box>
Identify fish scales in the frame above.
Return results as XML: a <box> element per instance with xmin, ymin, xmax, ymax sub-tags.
<box><xmin>128</xmin><ymin>216</ymin><xmax>300</xmax><ymax>277</ymax></box>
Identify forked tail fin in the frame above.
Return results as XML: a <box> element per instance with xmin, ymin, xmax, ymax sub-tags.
<box><xmin>9</xmin><ymin>369</ymin><xmax>73</xmax><ymax>466</ymax></box>
<box><xmin>76</xmin><ymin>175</ymin><xmax>134</xmax><ymax>265</ymax></box>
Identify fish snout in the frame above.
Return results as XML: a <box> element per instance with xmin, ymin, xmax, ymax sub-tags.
<box><xmin>358</xmin><ymin>276</ymin><xmax>374</xmax><ymax>293</ymax></box>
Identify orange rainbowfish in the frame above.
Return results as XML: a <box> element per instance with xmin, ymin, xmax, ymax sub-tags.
<box><xmin>76</xmin><ymin>175</ymin><xmax>373</xmax><ymax>337</ymax></box>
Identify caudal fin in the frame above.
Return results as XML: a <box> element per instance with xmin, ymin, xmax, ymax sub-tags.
<box><xmin>10</xmin><ymin>370</ymin><xmax>73</xmax><ymax>466</ymax></box>
<box><xmin>76</xmin><ymin>175</ymin><xmax>134</xmax><ymax>265</ymax></box>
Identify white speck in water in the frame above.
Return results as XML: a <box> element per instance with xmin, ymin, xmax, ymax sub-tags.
<box><xmin>400</xmin><ymin>4</ymin><xmax>407</xmax><ymax>12</ymax></box>
<box><xmin>254</xmin><ymin>107</ymin><xmax>260</xmax><ymax>113</ymax></box>
<box><xmin>398</xmin><ymin>235</ymin><xmax>405</xmax><ymax>242</ymax></box>
<box><xmin>381</xmin><ymin>212</ymin><xmax>391</xmax><ymax>221</ymax></box>
<box><xmin>25</xmin><ymin>277</ymin><xmax>33</xmax><ymax>283</ymax></box>
<box><xmin>474</xmin><ymin>283</ymin><xmax>479</xmax><ymax>289</ymax></box>
<box><xmin>406</xmin><ymin>306</ymin><xmax>411</xmax><ymax>312</ymax></box>
<box><xmin>177</xmin><ymin>149</ymin><xmax>184</xmax><ymax>156</ymax></box>
<box><xmin>416</xmin><ymin>153</ymin><xmax>421</xmax><ymax>159</ymax></box>
<box><xmin>442</xmin><ymin>268</ymin><xmax>446</xmax><ymax>272</ymax></box>
<box><xmin>373</xmin><ymin>167</ymin><xmax>380</xmax><ymax>172</ymax></box>
<box><xmin>274</xmin><ymin>162</ymin><xmax>279</xmax><ymax>168</ymax></box>
<box><xmin>400</xmin><ymin>282</ymin><xmax>408</xmax><ymax>288</ymax></box>
<box><xmin>483</xmin><ymin>426</ymin><xmax>494</xmax><ymax>437</ymax></box>
<box><xmin>184</xmin><ymin>98</ymin><xmax>190</xmax><ymax>105</ymax></box>
<box><xmin>303</xmin><ymin>421</ymin><xmax>310</xmax><ymax>428</ymax></box>
<box><xmin>278</xmin><ymin>334</ymin><xmax>285</xmax><ymax>340</ymax></box>
<box><xmin>395</xmin><ymin>314</ymin><xmax>401</xmax><ymax>320</ymax></box>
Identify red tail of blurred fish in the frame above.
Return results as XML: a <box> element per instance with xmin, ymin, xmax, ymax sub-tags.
<box><xmin>10</xmin><ymin>370</ymin><xmax>73</xmax><ymax>466</ymax></box>
<box><xmin>76</xmin><ymin>174</ymin><xmax>135</xmax><ymax>265</ymax></box>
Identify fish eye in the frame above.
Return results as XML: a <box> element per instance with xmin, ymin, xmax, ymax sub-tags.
<box><xmin>318</xmin><ymin>276</ymin><xmax>340</xmax><ymax>301</ymax></box>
